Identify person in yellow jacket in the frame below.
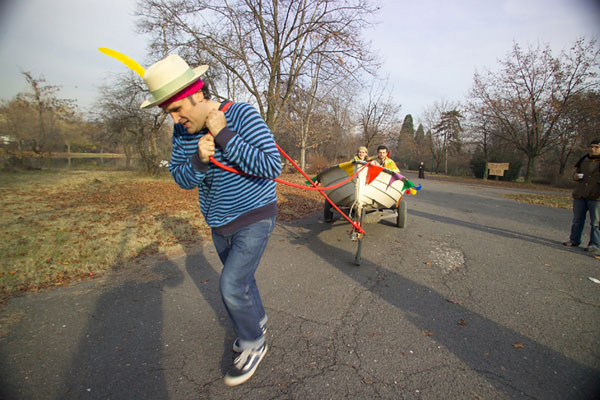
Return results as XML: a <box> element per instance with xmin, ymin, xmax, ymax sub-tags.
<box><xmin>374</xmin><ymin>145</ymin><xmax>400</xmax><ymax>173</ymax></box>
<box><xmin>352</xmin><ymin>146</ymin><xmax>369</xmax><ymax>162</ymax></box>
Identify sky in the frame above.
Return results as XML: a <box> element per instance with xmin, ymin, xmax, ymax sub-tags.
<box><xmin>0</xmin><ymin>0</ymin><xmax>599</xmax><ymax>121</ymax></box>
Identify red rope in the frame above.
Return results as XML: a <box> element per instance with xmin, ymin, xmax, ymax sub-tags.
<box><xmin>208</xmin><ymin>100</ymin><xmax>365</xmax><ymax>234</ymax></box>
<box><xmin>275</xmin><ymin>144</ymin><xmax>366</xmax><ymax>234</ymax></box>
<box><xmin>207</xmin><ymin>150</ymin><xmax>366</xmax><ymax>234</ymax></box>
<box><xmin>209</xmin><ymin>154</ymin><xmax>369</xmax><ymax>191</ymax></box>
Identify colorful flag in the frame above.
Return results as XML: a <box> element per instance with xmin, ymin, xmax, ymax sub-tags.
<box><xmin>366</xmin><ymin>165</ymin><xmax>384</xmax><ymax>185</ymax></box>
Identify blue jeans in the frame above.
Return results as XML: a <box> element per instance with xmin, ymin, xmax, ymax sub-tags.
<box><xmin>212</xmin><ymin>216</ymin><xmax>275</xmax><ymax>350</ymax></box>
<box><xmin>569</xmin><ymin>198</ymin><xmax>600</xmax><ymax>248</ymax></box>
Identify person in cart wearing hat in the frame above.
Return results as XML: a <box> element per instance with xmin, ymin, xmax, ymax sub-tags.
<box><xmin>141</xmin><ymin>54</ymin><xmax>281</xmax><ymax>386</ymax></box>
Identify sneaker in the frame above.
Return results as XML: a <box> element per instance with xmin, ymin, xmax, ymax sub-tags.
<box><xmin>224</xmin><ymin>344</ymin><xmax>268</xmax><ymax>387</ymax></box>
<box><xmin>233</xmin><ymin>324</ymin><xmax>267</xmax><ymax>352</ymax></box>
<box><xmin>585</xmin><ymin>246</ymin><xmax>599</xmax><ymax>253</ymax></box>
<box><xmin>562</xmin><ymin>241</ymin><xmax>580</xmax><ymax>247</ymax></box>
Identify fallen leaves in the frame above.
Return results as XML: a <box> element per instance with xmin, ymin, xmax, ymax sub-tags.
<box><xmin>1</xmin><ymin>171</ymin><xmax>327</xmax><ymax>296</ymax></box>
<box><xmin>503</xmin><ymin>193</ymin><xmax>571</xmax><ymax>210</ymax></box>
<box><xmin>276</xmin><ymin>174</ymin><xmax>322</xmax><ymax>221</ymax></box>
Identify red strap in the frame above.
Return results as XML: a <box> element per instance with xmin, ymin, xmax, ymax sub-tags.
<box><xmin>220</xmin><ymin>101</ymin><xmax>233</xmax><ymax>112</ymax></box>
<box><xmin>210</xmin><ymin>100</ymin><xmax>365</xmax><ymax>234</ymax></box>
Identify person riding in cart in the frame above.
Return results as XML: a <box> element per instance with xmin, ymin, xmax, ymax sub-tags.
<box><xmin>373</xmin><ymin>145</ymin><xmax>400</xmax><ymax>173</ymax></box>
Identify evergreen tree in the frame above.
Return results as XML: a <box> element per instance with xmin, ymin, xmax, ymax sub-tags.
<box><xmin>400</xmin><ymin>114</ymin><xmax>415</xmax><ymax>136</ymax></box>
<box><xmin>414</xmin><ymin>123</ymin><xmax>428</xmax><ymax>167</ymax></box>
<box><xmin>395</xmin><ymin>114</ymin><xmax>417</xmax><ymax>168</ymax></box>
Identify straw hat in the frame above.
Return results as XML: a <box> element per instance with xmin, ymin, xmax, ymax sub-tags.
<box><xmin>140</xmin><ymin>54</ymin><xmax>208</xmax><ymax>109</ymax></box>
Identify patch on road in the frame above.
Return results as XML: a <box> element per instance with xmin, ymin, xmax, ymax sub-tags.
<box><xmin>429</xmin><ymin>242</ymin><xmax>465</xmax><ymax>273</ymax></box>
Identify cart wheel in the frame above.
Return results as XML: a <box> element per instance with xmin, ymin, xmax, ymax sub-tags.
<box><xmin>396</xmin><ymin>200</ymin><xmax>407</xmax><ymax>228</ymax></box>
<box><xmin>354</xmin><ymin>207</ymin><xmax>366</xmax><ymax>265</ymax></box>
<box><xmin>323</xmin><ymin>200</ymin><xmax>333</xmax><ymax>222</ymax></box>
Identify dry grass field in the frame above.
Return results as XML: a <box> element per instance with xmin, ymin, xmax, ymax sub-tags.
<box><xmin>0</xmin><ymin>170</ymin><xmax>322</xmax><ymax>296</ymax></box>
<box><xmin>0</xmin><ymin>169</ymin><xmax>570</xmax><ymax>297</ymax></box>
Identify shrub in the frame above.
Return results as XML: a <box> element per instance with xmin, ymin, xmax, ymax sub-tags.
<box><xmin>306</xmin><ymin>154</ymin><xmax>331</xmax><ymax>174</ymax></box>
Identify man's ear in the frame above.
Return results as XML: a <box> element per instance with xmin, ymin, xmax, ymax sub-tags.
<box><xmin>191</xmin><ymin>91</ymin><xmax>204</xmax><ymax>103</ymax></box>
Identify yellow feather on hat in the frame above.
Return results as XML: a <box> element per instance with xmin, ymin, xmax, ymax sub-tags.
<box><xmin>98</xmin><ymin>47</ymin><xmax>145</xmax><ymax>77</ymax></box>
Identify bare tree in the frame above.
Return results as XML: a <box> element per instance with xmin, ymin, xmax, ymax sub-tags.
<box><xmin>135</xmin><ymin>0</ymin><xmax>379</xmax><ymax>130</ymax></box>
<box><xmin>469</xmin><ymin>39</ymin><xmax>600</xmax><ymax>182</ymax></box>
<box><xmin>550</xmin><ymin>91</ymin><xmax>600</xmax><ymax>175</ymax></box>
<box><xmin>421</xmin><ymin>99</ymin><xmax>461</xmax><ymax>174</ymax></box>
<box><xmin>20</xmin><ymin>71</ymin><xmax>76</xmax><ymax>155</ymax></box>
<box><xmin>321</xmin><ymin>90</ymin><xmax>355</xmax><ymax>159</ymax></box>
<box><xmin>0</xmin><ymin>97</ymin><xmax>36</xmax><ymax>153</ymax></box>
<box><xmin>464</xmin><ymin>104</ymin><xmax>499</xmax><ymax>179</ymax></box>
<box><xmin>95</xmin><ymin>73</ymin><xmax>171</xmax><ymax>175</ymax></box>
<box><xmin>356</xmin><ymin>79</ymin><xmax>401</xmax><ymax>149</ymax></box>
<box><xmin>433</xmin><ymin>109</ymin><xmax>464</xmax><ymax>175</ymax></box>
<box><xmin>286</xmin><ymin>49</ymin><xmax>362</xmax><ymax>169</ymax></box>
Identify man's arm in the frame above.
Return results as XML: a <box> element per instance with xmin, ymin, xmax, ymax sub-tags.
<box><xmin>169</xmin><ymin>125</ymin><xmax>208</xmax><ymax>189</ymax></box>
<box><xmin>213</xmin><ymin>103</ymin><xmax>281</xmax><ymax>179</ymax></box>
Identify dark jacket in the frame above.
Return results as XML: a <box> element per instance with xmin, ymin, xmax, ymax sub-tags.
<box><xmin>572</xmin><ymin>154</ymin><xmax>600</xmax><ymax>200</ymax></box>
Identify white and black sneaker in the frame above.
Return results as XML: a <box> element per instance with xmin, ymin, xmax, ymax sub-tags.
<box><xmin>224</xmin><ymin>343</ymin><xmax>268</xmax><ymax>387</ymax></box>
<box><xmin>233</xmin><ymin>324</ymin><xmax>267</xmax><ymax>352</ymax></box>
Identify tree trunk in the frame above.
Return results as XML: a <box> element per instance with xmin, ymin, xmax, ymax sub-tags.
<box><xmin>444</xmin><ymin>145</ymin><xmax>448</xmax><ymax>175</ymax></box>
<box><xmin>524</xmin><ymin>155</ymin><xmax>535</xmax><ymax>183</ymax></box>
<box><xmin>300</xmin><ymin>131</ymin><xmax>307</xmax><ymax>171</ymax></box>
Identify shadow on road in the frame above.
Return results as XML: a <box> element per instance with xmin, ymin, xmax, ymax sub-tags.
<box><xmin>409</xmin><ymin>209</ymin><xmax>566</xmax><ymax>250</ymax></box>
<box><xmin>291</xmin><ymin>219</ymin><xmax>600</xmax><ymax>399</ymax></box>
<box><xmin>55</xmin><ymin>214</ymin><xmax>232</xmax><ymax>399</ymax></box>
<box><xmin>57</xmin><ymin>243</ymin><xmax>181</xmax><ymax>399</ymax></box>
<box><xmin>157</xmin><ymin>215</ymin><xmax>234</xmax><ymax>374</ymax></box>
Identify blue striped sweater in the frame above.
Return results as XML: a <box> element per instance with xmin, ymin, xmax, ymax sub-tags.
<box><xmin>169</xmin><ymin>101</ymin><xmax>281</xmax><ymax>234</ymax></box>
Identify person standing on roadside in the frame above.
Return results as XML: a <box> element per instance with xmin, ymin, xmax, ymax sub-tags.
<box><xmin>563</xmin><ymin>139</ymin><xmax>600</xmax><ymax>253</ymax></box>
<box><xmin>418</xmin><ymin>162</ymin><xmax>425</xmax><ymax>179</ymax></box>
<box><xmin>140</xmin><ymin>54</ymin><xmax>281</xmax><ymax>386</ymax></box>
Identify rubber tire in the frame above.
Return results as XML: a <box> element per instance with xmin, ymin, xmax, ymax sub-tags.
<box><xmin>323</xmin><ymin>200</ymin><xmax>333</xmax><ymax>222</ymax></box>
<box><xmin>354</xmin><ymin>207</ymin><xmax>366</xmax><ymax>265</ymax></box>
<box><xmin>396</xmin><ymin>201</ymin><xmax>407</xmax><ymax>228</ymax></box>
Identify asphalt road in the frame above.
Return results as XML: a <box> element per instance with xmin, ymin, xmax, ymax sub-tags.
<box><xmin>1</xmin><ymin>174</ymin><xmax>599</xmax><ymax>399</ymax></box>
